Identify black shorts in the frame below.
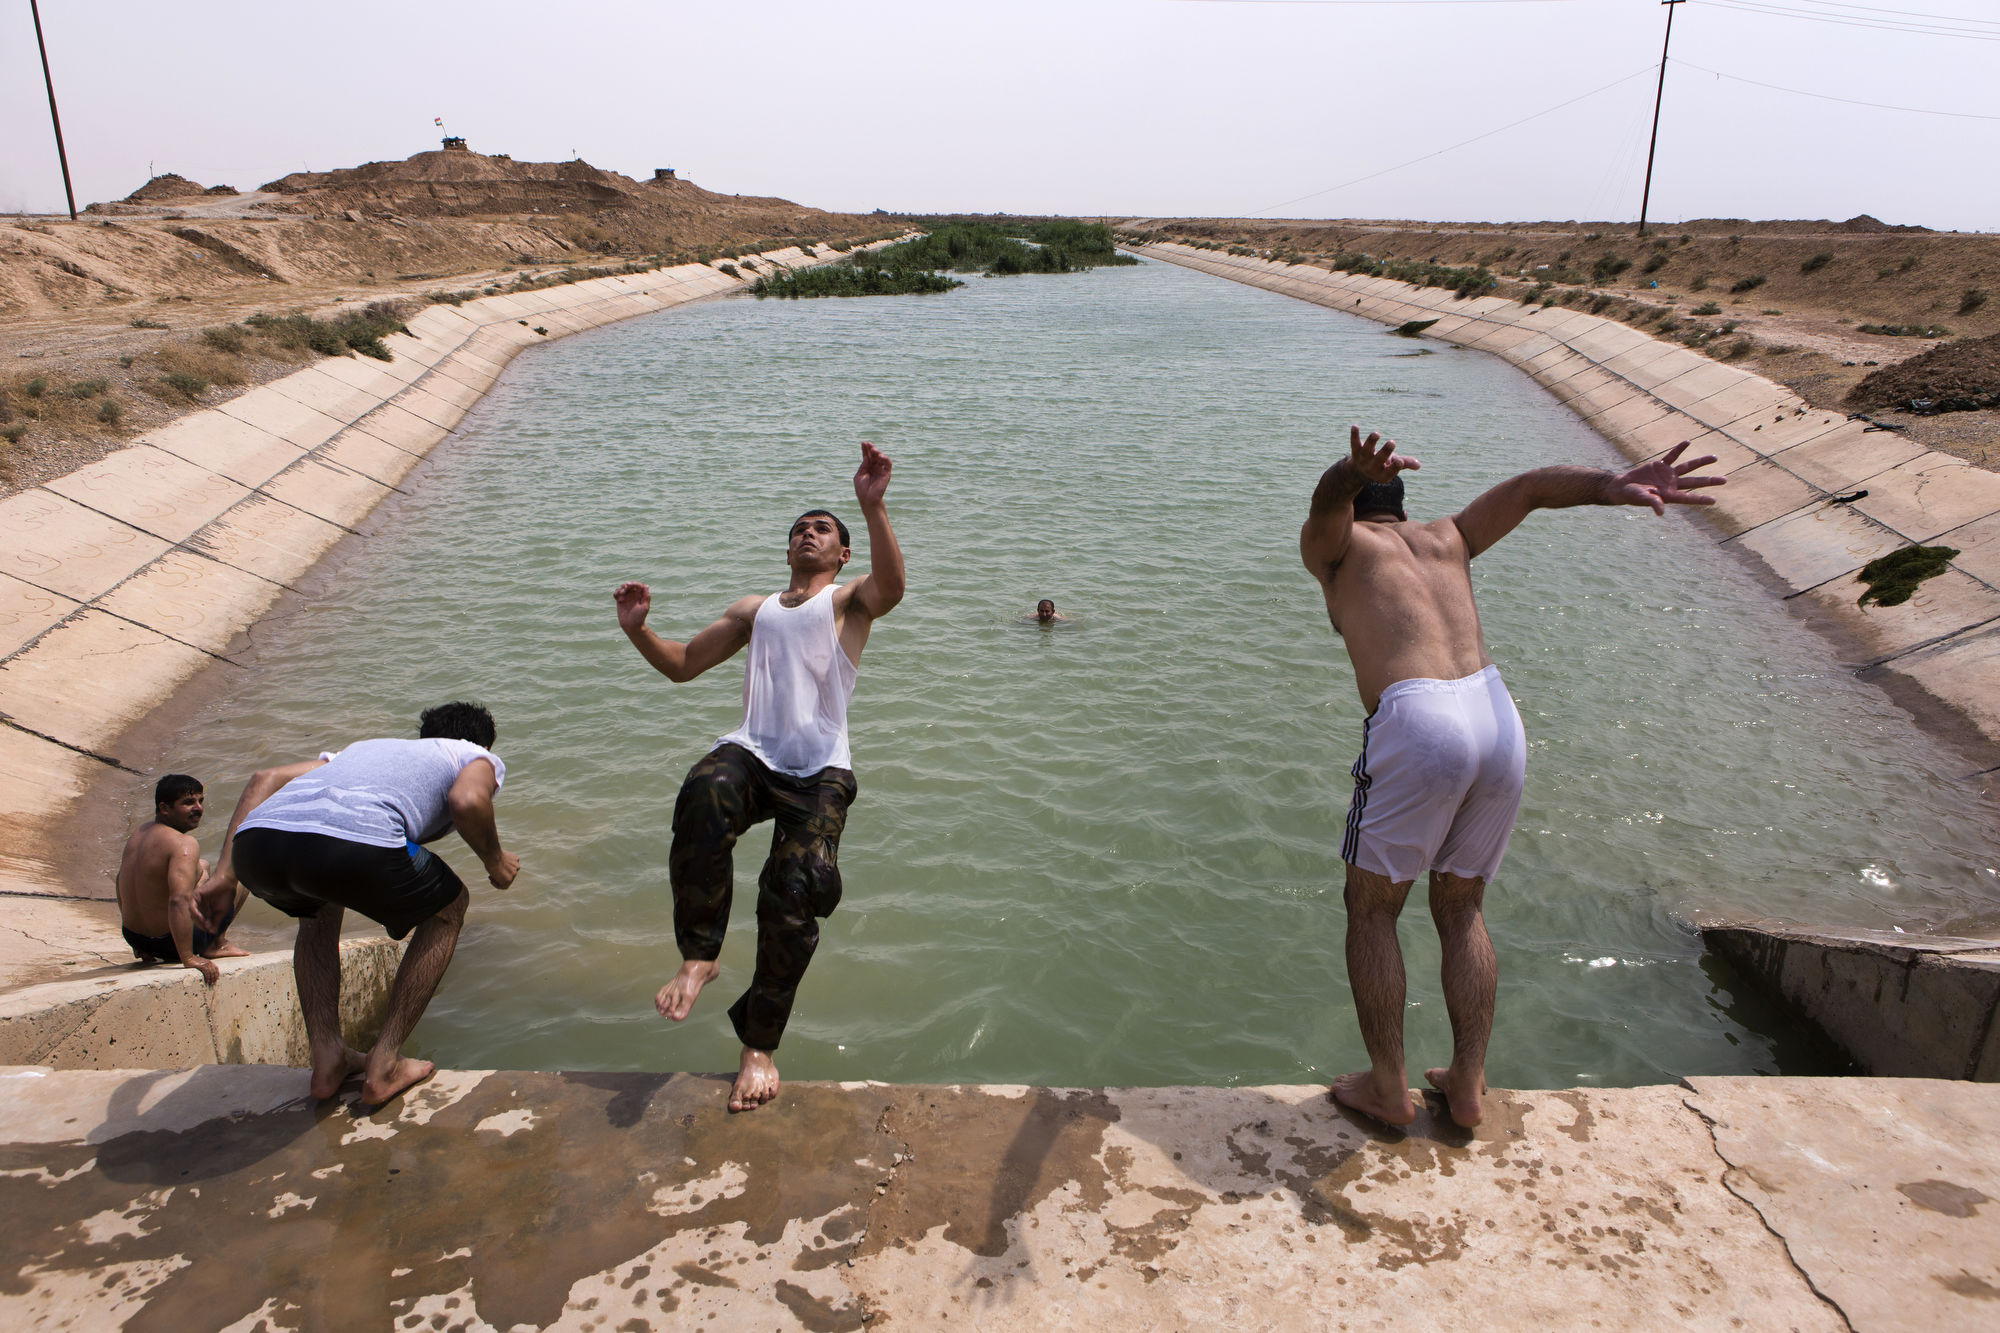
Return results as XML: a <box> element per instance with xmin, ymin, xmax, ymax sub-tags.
<box><xmin>234</xmin><ymin>827</ymin><xmax>466</xmax><ymax>939</ymax></box>
<box><xmin>123</xmin><ymin>894</ymin><xmax>241</xmax><ymax>963</ymax></box>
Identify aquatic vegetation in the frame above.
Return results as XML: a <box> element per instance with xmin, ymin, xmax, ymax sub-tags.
<box><xmin>752</xmin><ymin>265</ymin><xmax>962</xmax><ymax>299</ymax></box>
<box><xmin>1857</xmin><ymin>544</ymin><xmax>1959</xmax><ymax>607</ymax></box>
<box><xmin>1394</xmin><ymin>319</ymin><xmax>1439</xmax><ymax>337</ymax></box>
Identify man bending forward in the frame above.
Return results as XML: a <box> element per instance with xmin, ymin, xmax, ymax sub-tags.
<box><xmin>1300</xmin><ymin>426</ymin><xmax>1722</xmax><ymax>1128</ymax></box>
<box><xmin>615</xmin><ymin>442</ymin><xmax>905</xmax><ymax>1112</ymax></box>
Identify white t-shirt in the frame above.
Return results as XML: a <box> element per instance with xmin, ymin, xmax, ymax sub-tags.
<box><xmin>237</xmin><ymin>738</ymin><xmax>507</xmax><ymax>849</ymax></box>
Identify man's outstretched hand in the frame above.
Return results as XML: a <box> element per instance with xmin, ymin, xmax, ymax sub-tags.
<box><xmin>854</xmin><ymin>441</ymin><xmax>892</xmax><ymax>506</ymax></box>
<box><xmin>1609</xmin><ymin>441</ymin><xmax>1726</xmax><ymax>515</ymax></box>
<box><xmin>613</xmin><ymin>581</ymin><xmax>651</xmax><ymax>634</ymax></box>
<box><xmin>1349</xmin><ymin>425</ymin><xmax>1421</xmax><ymax>483</ymax></box>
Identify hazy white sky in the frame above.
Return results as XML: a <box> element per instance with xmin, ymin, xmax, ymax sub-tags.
<box><xmin>4</xmin><ymin>0</ymin><xmax>1994</xmax><ymax>230</ymax></box>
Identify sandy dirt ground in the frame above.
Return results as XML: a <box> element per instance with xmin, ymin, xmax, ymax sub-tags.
<box><xmin>0</xmin><ymin>150</ymin><xmax>899</xmax><ymax>495</ymax></box>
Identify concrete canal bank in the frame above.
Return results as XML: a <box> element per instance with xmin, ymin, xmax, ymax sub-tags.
<box><xmin>5</xmin><ymin>1066</ymin><xmax>1997</xmax><ymax>1329</ymax></box>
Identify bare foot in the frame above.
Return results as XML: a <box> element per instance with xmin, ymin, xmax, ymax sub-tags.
<box><xmin>359</xmin><ymin>1056</ymin><xmax>435</xmax><ymax>1108</ymax></box>
<box><xmin>656</xmin><ymin>959</ymin><xmax>721</xmax><ymax>1021</ymax></box>
<box><xmin>1425</xmin><ymin>1067</ymin><xmax>1488</xmax><ymax>1129</ymax></box>
<box><xmin>730</xmin><ymin>1047</ymin><xmax>780</xmax><ymax>1113</ymax></box>
<box><xmin>1331</xmin><ymin>1070</ymin><xmax>1415</xmax><ymax>1127</ymax></box>
<box><xmin>308</xmin><ymin>1044</ymin><xmax>367</xmax><ymax>1101</ymax></box>
<box><xmin>201</xmin><ymin>940</ymin><xmax>251</xmax><ymax>959</ymax></box>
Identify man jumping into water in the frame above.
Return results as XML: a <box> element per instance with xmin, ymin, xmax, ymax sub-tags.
<box><xmin>1300</xmin><ymin>426</ymin><xmax>1722</xmax><ymax>1129</ymax></box>
<box><xmin>614</xmin><ymin>441</ymin><xmax>904</xmax><ymax>1112</ymax></box>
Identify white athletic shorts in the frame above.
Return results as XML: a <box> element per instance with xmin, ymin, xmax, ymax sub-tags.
<box><xmin>1341</xmin><ymin>665</ymin><xmax>1527</xmax><ymax>886</ymax></box>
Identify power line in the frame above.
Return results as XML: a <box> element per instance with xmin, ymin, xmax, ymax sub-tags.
<box><xmin>1676</xmin><ymin>58</ymin><xmax>2000</xmax><ymax>119</ymax></box>
<box><xmin>1695</xmin><ymin>0</ymin><xmax>2000</xmax><ymax>40</ymax></box>
<box><xmin>1783</xmin><ymin>0</ymin><xmax>2000</xmax><ymax>27</ymax></box>
<box><xmin>1250</xmin><ymin>65</ymin><xmax>1658</xmax><ymax>216</ymax></box>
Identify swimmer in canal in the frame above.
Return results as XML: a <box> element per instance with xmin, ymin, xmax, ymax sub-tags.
<box><xmin>114</xmin><ymin>774</ymin><xmax>246</xmax><ymax>983</ymax></box>
<box><xmin>615</xmin><ymin>441</ymin><xmax>905</xmax><ymax>1113</ymax></box>
<box><xmin>1034</xmin><ymin>599</ymin><xmax>1068</xmax><ymax>624</ymax></box>
<box><xmin>1300</xmin><ymin>426</ymin><xmax>1723</xmax><ymax>1129</ymax></box>
<box><xmin>197</xmin><ymin>702</ymin><xmax>519</xmax><ymax>1105</ymax></box>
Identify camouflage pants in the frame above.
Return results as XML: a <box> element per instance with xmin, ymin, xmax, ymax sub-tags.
<box><xmin>668</xmin><ymin>743</ymin><xmax>857</xmax><ymax>1052</ymax></box>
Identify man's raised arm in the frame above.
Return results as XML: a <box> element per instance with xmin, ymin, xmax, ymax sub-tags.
<box><xmin>615</xmin><ymin>583</ymin><xmax>758</xmax><ymax>683</ymax></box>
<box><xmin>843</xmin><ymin>442</ymin><xmax>904</xmax><ymax>620</ymax></box>
<box><xmin>1452</xmin><ymin>441</ymin><xmax>1726</xmax><ymax>559</ymax></box>
<box><xmin>1300</xmin><ymin>426</ymin><xmax>1421</xmax><ymax>575</ymax></box>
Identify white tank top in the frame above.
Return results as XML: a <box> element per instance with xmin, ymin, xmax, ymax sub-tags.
<box><xmin>716</xmin><ymin>584</ymin><xmax>858</xmax><ymax>777</ymax></box>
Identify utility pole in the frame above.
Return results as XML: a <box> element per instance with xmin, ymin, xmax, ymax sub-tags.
<box><xmin>30</xmin><ymin>0</ymin><xmax>79</xmax><ymax>221</ymax></box>
<box><xmin>1637</xmin><ymin>0</ymin><xmax>1684</xmax><ymax>238</ymax></box>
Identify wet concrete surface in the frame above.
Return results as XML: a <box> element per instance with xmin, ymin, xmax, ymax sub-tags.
<box><xmin>7</xmin><ymin>1068</ymin><xmax>1993</xmax><ymax>1329</ymax></box>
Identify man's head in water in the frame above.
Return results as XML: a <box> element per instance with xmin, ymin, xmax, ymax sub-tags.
<box><xmin>1354</xmin><ymin>476</ymin><xmax>1407</xmax><ymax>524</ymax></box>
<box><xmin>789</xmin><ymin>509</ymin><xmax>851</xmax><ymax>574</ymax></box>
<box><xmin>153</xmin><ymin>774</ymin><xmax>204</xmax><ymax>833</ymax></box>
<box><xmin>1036</xmin><ymin>599</ymin><xmax>1057</xmax><ymax>624</ymax></box>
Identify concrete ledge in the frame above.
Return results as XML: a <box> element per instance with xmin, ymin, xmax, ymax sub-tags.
<box><xmin>1699</xmin><ymin>916</ymin><xmax>2000</xmax><ymax>1080</ymax></box>
<box><xmin>2</xmin><ymin>1069</ymin><xmax>1992</xmax><ymax>1328</ymax></box>
<box><xmin>0</xmin><ymin>938</ymin><xmax>402</xmax><ymax>1069</ymax></box>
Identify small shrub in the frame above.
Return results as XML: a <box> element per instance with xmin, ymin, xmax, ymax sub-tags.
<box><xmin>97</xmin><ymin>398</ymin><xmax>123</xmax><ymax>425</ymax></box>
<box><xmin>1693</xmin><ymin>302</ymin><xmax>1722</xmax><ymax>316</ymax></box>
<box><xmin>1857</xmin><ymin>323</ymin><xmax>1952</xmax><ymax>337</ymax></box>
<box><xmin>159</xmin><ymin>370</ymin><xmax>208</xmax><ymax>400</ymax></box>
<box><xmin>1959</xmin><ymin>288</ymin><xmax>1988</xmax><ymax>316</ymax></box>
<box><xmin>1656</xmin><ymin>318</ymin><xmax>1680</xmax><ymax>334</ymax></box>
<box><xmin>1688</xmin><ymin>274</ymin><xmax>1709</xmax><ymax>292</ymax></box>
<box><xmin>68</xmin><ymin>378</ymin><xmax>109</xmax><ymax>399</ymax></box>
<box><xmin>1722</xmin><ymin>337</ymin><xmax>1754</xmax><ymax>360</ymax></box>
<box><xmin>1899</xmin><ymin>254</ymin><xmax>1920</xmax><ymax>271</ymax></box>
<box><xmin>129</xmin><ymin>317</ymin><xmax>168</xmax><ymax>330</ymax></box>
<box><xmin>156</xmin><ymin>344</ymin><xmax>246</xmax><ymax>387</ymax></box>
<box><xmin>1876</xmin><ymin>267</ymin><xmax>1897</xmax><ymax>280</ymax></box>
<box><xmin>1591</xmin><ymin>254</ymin><xmax>1632</xmax><ymax>284</ymax></box>
<box><xmin>201</xmin><ymin>325</ymin><xmax>248</xmax><ymax>354</ymax></box>
<box><xmin>1</xmin><ymin>424</ymin><xmax>26</xmax><ymax>444</ymax></box>
<box><xmin>1642</xmin><ymin>253</ymin><xmax>1669</xmax><ymax>275</ymax></box>
<box><xmin>1801</xmin><ymin>252</ymin><xmax>1833</xmax><ymax>273</ymax></box>
<box><xmin>24</xmin><ymin>376</ymin><xmax>47</xmax><ymax>398</ymax></box>
<box><xmin>717</xmin><ymin>263</ymin><xmax>740</xmax><ymax>278</ymax></box>
<box><xmin>1730</xmin><ymin>275</ymin><xmax>1767</xmax><ymax>293</ymax></box>
<box><xmin>117</xmin><ymin>355</ymin><xmax>134</xmax><ymax>368</ymax></box>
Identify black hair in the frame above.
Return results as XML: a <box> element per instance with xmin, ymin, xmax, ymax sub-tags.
<box><xmin>419</xmin><ymin>701</ymin><xmax>497</xmax><ymax>750</ymax></box>
<box><xmin>1037</xmin><ymin>599</ymin><xmax>1055</xmax><ymax>612</ymax></box>
<box><xmin>794</xmin><ymin>509</ymin><xmax>851</xmax><ymax>549</ymax></box>
<box><xmin>1355</xmin><ymin>476</ymin><xmax>1407</xmax><ymax>520</ymax></box>
<box><xmin>154</xmin><ymin>773</ymin><xmax>202</xmax><ymax>807</ymax></box>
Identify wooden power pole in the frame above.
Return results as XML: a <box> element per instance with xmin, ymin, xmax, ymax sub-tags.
<box><xmin>1637</xmin><ymin>0</ymin><xmax>1685</xmax><ymax>238</ymax></box>
<box><xmin>30</xmin><ymin>0</ymin><xmax>79</xmax><ymax>221</ymax></box>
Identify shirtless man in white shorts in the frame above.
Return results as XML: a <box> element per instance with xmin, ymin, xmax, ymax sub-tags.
<box><xmin>1300</xmin><ymin>425</ymin><xmax>1723</xmax><ymax>1128</ymax></box>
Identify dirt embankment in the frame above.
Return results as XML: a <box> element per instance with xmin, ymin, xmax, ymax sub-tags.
<box><xmin>1124</xmin><ymin>215</ymin><xmax>2000</xmax><ymax>468</ymax></box>
<box><xmin>0</xmin><ymin>148</ymin><xmax>898</xmax><ymax>493</ymax></box>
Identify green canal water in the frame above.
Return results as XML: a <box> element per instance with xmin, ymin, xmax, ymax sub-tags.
<box><xmin>176</xmin><ymin>257</ymin><xmax>2000</xmax><ymax>1089</ymax></box>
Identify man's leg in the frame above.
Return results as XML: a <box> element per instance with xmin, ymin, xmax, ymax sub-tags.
<box><xmin>726</xmin><ymin>770</ymin><xmax>854</xmax><ymax>1112</ymax></box>
<box><xmin>359</xmin><ymin>886</ymin><xmax>469</xmax><ymax>1106</ymax></box>
<box><xmin>1332</xmin><ymin>863</ymin><xmax>1418</xmax><ymax>1126</ymax></box>
<box><xmin>659</xmin><ymin>746</ymin><xmax>770</xmax><ymax>1022</ymax></box>
<box><xmin>295</xmin><ymin>901</ymin><xmax>364</xmax><ymax>1100</ymax></box>
<box><xmin>1424</xmin><ymin>870</ymin><xmax>1495</xmax><ymax>1129</ymax></box>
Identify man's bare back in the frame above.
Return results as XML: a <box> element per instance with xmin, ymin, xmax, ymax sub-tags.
<box><xmin>114</xmin><ymin>778</ymin><xmax>245</xmax><ymax>984</ymax></box>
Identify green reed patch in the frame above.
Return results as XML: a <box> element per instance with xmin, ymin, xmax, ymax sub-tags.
<box><xmin>245</xmin><ymin>300</ymin><xmax>409</xmax><ymax>361</ymax></box>
<box><xmin>1857</xmin><ymin>544</ymin><xmax>1959</xmax><ymax>608</ymax></box>
<box><xmin>753</xmin><ymin>265</ymin><xmax>963</xmax><ymax>299</ymax></box>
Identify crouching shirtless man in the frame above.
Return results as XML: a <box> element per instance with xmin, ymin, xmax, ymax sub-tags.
<box><xmin>1300</xmin><ymin>426</ymin><xmax>1722</xmax><ymax>1128</ymax></box>
<box><xmin>615</xmin><ymin>442</ymin><xmax>904</xmax><ymax>1112</ymax></box>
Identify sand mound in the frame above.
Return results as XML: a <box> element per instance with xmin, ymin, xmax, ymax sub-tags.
<box><xmin>255</xmin><ymin>150</ymin><xmax>730</xmax><ymax>220</ymax></box>
<box><xmin>1848</xmin><ymin>332</ymin><xmax>2000</xmax><ymax>413</ymax></box>
<box><xmin>123</xmin><ymin>174</ymin><xmax>212</xmax><ymax>203</ymax></box>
